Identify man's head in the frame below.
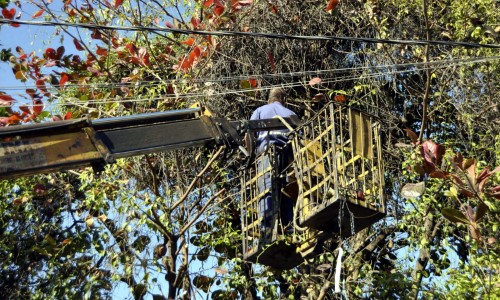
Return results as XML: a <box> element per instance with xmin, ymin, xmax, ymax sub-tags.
<box><xmin>268</xmin><ymin>87</ymin><xmax>286</xmax><ymax>104</ymax></box>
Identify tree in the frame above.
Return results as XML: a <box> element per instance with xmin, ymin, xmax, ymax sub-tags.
<box><xmin>0</xmin><ymin>0</ymin><xmax>499</xmax><ymax>299</ymax></box>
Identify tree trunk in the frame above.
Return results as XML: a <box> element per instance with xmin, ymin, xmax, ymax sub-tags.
<box><xmin>410</xmin><ymin>213</ymin><xmax>434</xmax><ymax>299</ymax></box>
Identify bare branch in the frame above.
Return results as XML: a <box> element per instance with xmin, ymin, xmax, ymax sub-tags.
<box><xmin>170</xmin><ymin>146</ymin><xmax>225</xmax><ymax>212</ymax></box>
<box><xmin>178</xmin><ymin>189</ymin><xmax>225</xmax><ymax>236</ymax></box>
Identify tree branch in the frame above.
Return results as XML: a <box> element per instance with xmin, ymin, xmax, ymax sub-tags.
<box><xmin>178</xmin><ymin>189</ymin><xmax>225</xmax><ymax>236</ymax></box>
<box><xmin>170</xmin><ymin>147</ymin><xmax>225</xmax><ymax>212</ymax></box>
<box><xmin>418</xmin><ymin>0</ymin><xmax>432</xmax><ymax>143</ymax></box>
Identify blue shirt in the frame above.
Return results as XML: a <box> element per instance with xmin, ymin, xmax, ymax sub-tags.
<box><xmin>250</xmin><ymin>102</ymin><xmax>297</xmax><ymax>153</ymax></box>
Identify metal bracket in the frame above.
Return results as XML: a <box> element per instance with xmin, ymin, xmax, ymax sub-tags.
<box><xmin>83</xmin><ymin>127</ymin><xmax>116</xmax><ymax>164</ymax></box>
<box><xmin>213</xmin><ymin>118</ymin><xmax>243</xmax><ymax>148</ymax></box>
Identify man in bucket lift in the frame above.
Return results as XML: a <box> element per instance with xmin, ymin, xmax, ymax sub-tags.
<box><xmin>248</xmin><ymin>87</ymin><xmax>297</xmax><ymax>235</ymax></box>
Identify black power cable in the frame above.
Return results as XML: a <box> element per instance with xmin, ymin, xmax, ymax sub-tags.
<box><xmin>1</xmin><ymin>19</ymin><xmax>499</xmax><ymax>49</ymax></box>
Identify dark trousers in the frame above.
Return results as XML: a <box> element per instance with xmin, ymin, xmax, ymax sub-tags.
<box><xmin>256</xmin><ymin>144</ymin><xmax>293</xmax><ymax>231</ymax></box>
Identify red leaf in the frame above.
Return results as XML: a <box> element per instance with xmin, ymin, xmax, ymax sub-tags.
<box><xmin>309</xmin><ymin>77</ymin><xmax>322</xmax><ymax>86</ymax></box>
<box><xmin>115</xmin><ymin>0</ymin><xmax>123</xmax><ymax>8</ymax></box>
<box><xmin>489</xmin><ymin>165</ymin><xmax>500</xmax><ymax>175</ymax></box>
<box><xmin>448</xmin><ymin>173</ymin><xmax>465</xmax><ymax>186</ymax></box>
<box><xmin>467</xmin><ymin>163</ymin><xmax>476</xmax><ymax>188</ymax></box>
<box><xmin>34</xmin><ymin>183</ymin><xmax>46</xmax><ymax>194</ymax></box>
<box><xmin>179</xmin><ymin>57</ymin><xmax>193</xmax><ymax>70</ymax></box>
<box><xmin>193</xmin><ymin>46</ymin><xmax>201</xmax><ymax>58</ymax></box>
<box><xmin>91</xmin><ymin>30</ymin><xmax>102</xmax><ymax>40</ymax></box>
<box><xmin>191</xmin><ymin>17</ymin><xmax>201</xmax><ymax>29</ymax></box>
<box><xmin>460</xmin><ymin>189</ymin><xmax>475</xmax><ymax>198</ymax></box>
<box><xmin>56</xmin><ymin>46</ymin><xmax>65</xmax><ymax>60</ymax></box>
<box><xmin>313</xmin><ymin>93</ymin><xmax>325</xmax><ymax>101</ymax></box>
<box><xmin>180</xmin><ymin>38</ymin><xmax>195</xmax><ymax>47</ymax></box>
<box><xmin>0</xmin><ymin>94</ymin><xmax>15</xmax><ymax>105</ymax></box>
<box><xmin>267</xmin><ymin>51</ymin><xmax>275</xmax><ymax>71</ymax></box>
<box><xmin>189</xmin><ymin>51</ymin><xmax>198</xmax><ymax>63</ymax></box>
<box><xmin>8</xmin><ymin>114</ymin><xmax>22</xmax><ymax>124</ymax></box>
<box><xmin>430</xmin><ymin>170</ymin><xmax>448</xmax><ymax>178</ymax></box>
<box><xmin>63</xmin><ymin>111</ymin><xmax>73</xmax><ymax>120</ymax></box>
<box><xmin>420</xmin><ymin>140</ymin><xmax>445</xmax><ymax>166</ymax></box>
<box><xmin>125</xmin><ymin>43</ymin><xmax>137</xmax><ymax>54</ymax></box>
<box><xmin>96</xmin><ymin>47</ymin><xmax>108</xmax><ymax>56</ymax></box>
<box><xmin>67</xmin><ymin>8</ymin><xmax>77</xmax><ymax>17</ymax></box>
<box><xmin>203</xmin><ymin>0</ymin><xmax>214</xmax><ymax>7</ymax></box>
<box><xmin>19</xmin><ymin>105</ymin><xmax>30</xmax><ymax>114</ymax></box>
<box><xmin>334</xmin><ymin>95</ymin><xmax>346</xmax><ymax>102</ymax></box>
<box><xmin>2</xmin><ymin>8</ymin><xmax>15</xmax><ymax>19</ymax></box>
<box><xmin>326</xmin><ymin>0</ymin><xmax>339</xmax><ymax>12</ymax></box>
<box><xmin>45</xmin><ymin>48</ymin><xmax>57</xmax><ymax>59</ymax></box>
<box><xmin>33</xmin><ymin>100</ymin><xmax>44</xmax><ymax>116</ymax></box>
<box><xmin>206</xmin><ymin>35</ymin><xmax>216</xmax><ymax>47</ymax></box>
<box><xmin>249</xmin><ymin>78</ymin><xmax>257</xmax><ymax>87</ymax></box>
<box><xmin>489</xmin><ymin>185</ymin><xmax>500</xmax><ymax>193</ymax></box>
<box><xmin>36</xmin><ymin>80</ymin><xmax>49</xmax><ymax>95</ymax></box>
<box><xmin>73</xmin><ymin>38</ymin><xmax>84</xmax><ymax>51</ymax></box>
<box><xmin>404</xmin><ymin>129</ymin><xmax>419</xmax><ymax>145</ymax></box>
<box><xmin>468</xmin><ymin>223</ymin><xmax>482</xmax><ymax>242</ymax></box>
<box><xmin>25</xmin><ymin>90</ymin><xmax>36</xmax><ymax>101</ymax></box>
<box><xmin>15</xmin><ymin>46</ymin><xmax>25</xmax><ymax>56</ymax></box>
<box><xmin>452</xmin><ymin>153</ymin><xmax>464</xmax><ymax>170</ymax></box>
<box><xmin>60</xmin><ymin>73</ymin><xmax>69</xmax><ymax>89</ymax></box>
<box><xmin>33</xmin><ymin>9</ymin><xmax>44</xmax><ymax>18</ymax></box>
<box><xmin>214</xmin><ymin>4</ymin><xmax>224</xmax><ymax>16</ymax></box>
<box><xmin>268</xmin><ymin>3</ymin><xmax>278</xmax><ymax>13</ymax></box>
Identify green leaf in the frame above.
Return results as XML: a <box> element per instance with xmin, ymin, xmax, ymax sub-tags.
<box><xmin>444</xmin><ymin>187</ymin><xmax>459</xmax><ymax>200</ymax></box>
<box><xmin>240</xmin><ymin>80</ymin><xmax>251</xmax><ymax>89</ymax></box>
<box><xmin>441</xmin><ymin>208</ymin><xmax>471</xmax><ymax>225</ymax></box>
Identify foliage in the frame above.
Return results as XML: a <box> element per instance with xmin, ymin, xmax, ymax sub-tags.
<box><xmin>0</xmin><ymin>0</ymin><xmax>499</xmax><ymax>299</ymax></box>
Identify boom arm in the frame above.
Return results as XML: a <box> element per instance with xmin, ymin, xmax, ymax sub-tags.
<box><xmin>0</xmin><ymin>107</ymin><xmax>299</xmax><ymax>179</ymax></box>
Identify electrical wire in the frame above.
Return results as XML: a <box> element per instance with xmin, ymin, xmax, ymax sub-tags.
<box><xmin>0</xmin><ymin>66</ymin><xmax>489</xmax><ymax>109</ymax></box>
<box><xmin>0</xmin><ymin>55</ymin><xmax>496</xmax><ymax>95</ymax></box>
<box><xmin>0</xmin><ymin>55</ymin><xmax>495</xmax><ymax>113</ymax></box>
<box><xmin>1</xmin><ymin>19</ymin><xmax>499</xmax><ymax>49</ymax></box>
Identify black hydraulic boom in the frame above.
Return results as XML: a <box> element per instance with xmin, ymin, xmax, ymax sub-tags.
<box><xmin>0</xmin><ymin>107</ymin><xmax>299</xmax><ymax>179</ymax></box>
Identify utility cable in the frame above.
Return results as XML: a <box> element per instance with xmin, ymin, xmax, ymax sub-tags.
<box><xmin>19</xmin><ymin>62</ymin><xmax>480</xmax><ymax>106</ymax></box>
<box><xmin>1</xmin><ymin>19</ymin><xmax>499</xmax><ymax>49</ymax></box>
<box><xmin>0</xmin><ymin>58</ymin><xmax>493</xmax><ymax>108</ymax></box>
<box><xmin>0</xmin><ymin>55</ymin><xmax>497</xmax><ymax>92</ymax></box>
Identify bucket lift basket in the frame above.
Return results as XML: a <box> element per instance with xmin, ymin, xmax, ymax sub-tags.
<box><xmin>240</xmin><ymin>144</ymin><xmax>303</xmax><ymax>269</ymax></box>
<box><xmin>240</xmin><ymin>102</ymin><xmax>386</xmax><ymax>269</ymax></box>
<box><xmin>291</xmin><ymin>103</ymin><xmax>385</xmax><ymax>237</ymax></box>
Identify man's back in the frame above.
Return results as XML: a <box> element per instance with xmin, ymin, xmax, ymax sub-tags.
<box><xmin>251</xmin><ymin>101</ymin><xmax>297</xmax><ymax>153</ymax></box>
<box><xmin>250</xmin><ymin>101</ymin><xmax>296</xmax><ymax>121</ymax></box>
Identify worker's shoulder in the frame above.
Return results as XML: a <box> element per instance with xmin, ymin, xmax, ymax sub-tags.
<box><xmin>273</xmin><ymin>102</ymin><xmax>296</xmax><ymax>115</ymax></box>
